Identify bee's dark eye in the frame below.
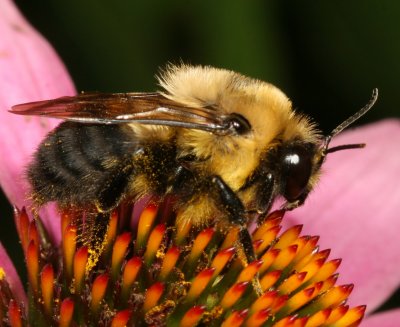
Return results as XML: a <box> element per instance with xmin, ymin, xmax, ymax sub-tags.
<box><xmin>281</xmin><ymin>144</ymin><xmax>314</xmax><ymax>202</ymax></box>
<box><xmin>225</xmin><ymin>114</ymin><xmax>251</xmax><ymax>135</ymax></box>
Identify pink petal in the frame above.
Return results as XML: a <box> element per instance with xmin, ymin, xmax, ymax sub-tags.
<box><xmin>0</xmin><ymin>242</ymin><xmax>26</xmax><ymax>303</ymax></box>
<box><xmin>364</xmin><ymin>309</ymin><xmax>400</xmax><ymax>327</ymax></box>
<box><xmin>284</xmin><ymin>119</ymin><xmax>400</xmax><ymax>312</ymax></box>
<box><xmin>0</xmin><ymin>0</ymin><xmax>75</xmax><ymax>238</ymax></box>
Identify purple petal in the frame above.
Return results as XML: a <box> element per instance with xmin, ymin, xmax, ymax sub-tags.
<box><xmin>0</xmin><ymin>242</ymin><xmax>26</xmax><ymax>303</ymax></box>
<box><xmin>364</xmin><ymin>309</ymin><xmax>400</xmax><ymax>327</ymax></box>
<box><xmin>284</xmin><ymin>119</ymin><xmax>400</xmax><ymax>312</ymax></box>
<box><xmin>0</xmin><ymin>0</ymin><xmax>75</xmax><ymax>238</ymax></box>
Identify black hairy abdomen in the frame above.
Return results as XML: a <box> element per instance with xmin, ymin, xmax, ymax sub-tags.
<box><xmin>28</xmin><ymin>122</ymin><xmax>142</xmax><ymax>207</ymax></box>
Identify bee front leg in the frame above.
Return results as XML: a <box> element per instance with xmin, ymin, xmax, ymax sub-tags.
<box><xmin>211</xmin><ymin>176</ymin><xmax>263</xmax><ymax>295</ymax></box>
<box><xmin>211</xmin><ymin>176</ymin><xmax>255</xmax><ymax>262</ymax></box>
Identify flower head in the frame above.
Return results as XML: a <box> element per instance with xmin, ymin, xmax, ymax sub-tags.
<box><xmin>0</xmin><ymin>203</ymin><xmax>366</xmax><ymax>326</ymax></box>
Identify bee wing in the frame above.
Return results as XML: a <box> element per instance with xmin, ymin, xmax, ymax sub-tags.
<box><xmin>11</xmin><ymin>92</ymin><xmax>230</xmax><ymax>134</ymax></box>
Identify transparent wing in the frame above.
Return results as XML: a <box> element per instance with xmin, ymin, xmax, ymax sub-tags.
<box><xmin>11</xmin><ymin>92</ymin><xmax>230</xmax><ymax>134</ymax></box>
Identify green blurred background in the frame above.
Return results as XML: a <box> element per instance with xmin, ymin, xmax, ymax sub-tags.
<box><xmin>1</xmin><ymin>0</ymin><xmax>399</xmax><ymax>310</ymax></box>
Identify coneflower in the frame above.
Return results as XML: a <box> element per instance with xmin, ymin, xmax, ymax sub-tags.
<box><xmin>1</xmin><ymin>201</ymin><xmax>365</xmax><ymax>326</ymax></box>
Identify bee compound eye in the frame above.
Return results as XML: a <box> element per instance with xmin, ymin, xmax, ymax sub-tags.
<box><xmin>281</xmin><ymin>144</ymin><xmax>314</xmax><ymax>202</ymax></box>
<box><xmin>225</xmin><ymin>114</ymin><xmax>251</xmax><ymax>135</ymax></box>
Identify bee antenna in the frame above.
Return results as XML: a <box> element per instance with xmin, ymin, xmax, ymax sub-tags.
<box><xmin>325</xmin><ymin>142</ymin><xmax>366</xmax><ymax>154</ymax></box>
<box><xmin>321</xmin><ymin>88</ymin><xmax>378</xmax><ymax>156</ymax></box>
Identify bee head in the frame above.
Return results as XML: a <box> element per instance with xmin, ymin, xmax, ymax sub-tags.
<box><xmin>279</xmin><ymin>88</ymin><xmax>378</xmax><ymax>209</ymax></box>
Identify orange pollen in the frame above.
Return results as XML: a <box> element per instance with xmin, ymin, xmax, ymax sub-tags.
<box><xmin>179</xmin><ymin>305</ymin><xmax>206</xmax><ymax>327</ymax></box>
<box><xmin>8</xmin><ymin>300</ymin><xmax>23</xmax><ymax>327</ymax></box>
<box><xmin>220</xmin><ymin>281</ymin><xmax>249</xmax><ymax>309</ymax></box>
<box><xmin>254</xmin><ymin>225</ymin><xmax>281</xmax><ymax>255</ymax></box>
<box><xmin>62</xmin><ymin>225</ymin><xmax>77</xmax><ymax>281</ymax></box>
<box><xmin>244</xmin><ymin>308</ymin><xmax>270</xmax><ymax>327</ymax></box>
<box><xmin>59</xmin><ymin>298</ymin><xmax>74</xmax><ymax>327</ymax></box>
<box><xmin>26</xmin><ymin>240</ymin><xmax>39</xmax><ymax>293</ymax></box>
<box><xmin>319</xmin><ymin>284</ymin><xmax>354</xmax><ymax>308</ymax></box>
<box><xmin>279</xmin><ymin>271</ymin><xmax>308</xmax><ymax>294</ymax></box>
<box><xmin>136</xmin><ymin>203</ymin><xmax>158</xmax><ymax>251</ymax></box>
<box><xmin>311</xmin><ymin>259</ymin><xmax>342</xmax><ymax>283</ymax></box>
<box><xmin>15</xmin><ymin>208</ymin><xmax>30</xmax><ymax>253</ymax></box>
<box><xmin>271</xmin><ymin>294</ymin><xmax>289</xmax><ymax>314</ymax></box>
<box><xmin>326</xmin><ymin>304</ymin><xmax>349</xmax><ymax>323</ymax></box>
<box><xmin>249</xmin><ymin>290</ymin><xmax>278</xmax><ymax>314</ymax></box>
<box><xmin>175</xmin><ymin>221</ymin><xmax>192</xmax><ymax>245</ymax></box>
<box><xmin>28</xmin><ymin>220</ymin><xmax>39</xmax><ymax>250</ymax></box>
<box><xmin>260</xmin><ymin>270</ymin><xmax>282</xmax><ymax>292</ymax></box>
<box><xmin>220</xmin><ymin>226</ymin><xmax>239</xmax><ymax>249</ymax></box>
<box><xmin>211</xmin><ymin>246</ymin><xmax>235</xmax><ymax>278</ymax></box>
<box><xmin>259</xmin><ymin>248</ymin><xmax>280</xmax><ymax>274</ymax></box>
<box><xmin>271</xmin><ymin>244</ymin><xmax>298</xmax><ymax>270</ymax></box>
<box><xmin>236</xmin><ymin>259</ymin><xmax>263</xmax><ymax>283</ymax></box>
<box><xmin>143</xmin><ymin>282</ymin><xmax>165</xmax><ymax>312</ymax></box>
<box><xmin>121</xmin><ymin>256</ymin><xmax>142</xmax><ymax>298</ymax></box>
<box><xmin>274</xmin><ymin>225</ymin><xmax>303</xmax><ymax>249</ymax></box>
<box><xmin>111</xmin><ymin>232</ymin><xmax>131</xmax><ymax>278</ymax></box>
<box><xmin>252</xmin><ymin>210</ymin><xmax>284</xmax><ymax>240</ymax></box>
<box><xmin>73</xmin><ymin>246</ymin><xmax>89</xmax><ymax>294</ymax></box>
<box><xmin>307</xmin><ymin>308</ymin><xmax>332</xmax><ymax>326</ymax></box>
<box><xmin>284</xmin><ymin>286</ymin><xmax>316</xmax><ymax>314</ymax></box>
<box><xmin>40</xmin><ymin>264</ymin><xmax>54</xmax><ymax>316</ymax></box>
<box><xmin>90</xmin><ymin>274</ymin><xmax>109</xmax><ymax>313</ymax></box>
<box><xmin>334</xmin><ymin>305</ymin><xmax>366</xmax><ymax>325</ymax></box>
<box><xmin>186</xmin><ymin>268</ymin><xmax>215</xmax><ymax>301</ymax></box>
<box><xmin>143</xmin><ymin>224</ymin><xmax>166</xmax><ymax>265</ymax></box>
<box><xmin>159</xmin><ymin>246</ymin><xmax>180</xmax><ymax>281</ymax></box>
<box><xmin>60</xmin><ymin>210</ymin><xmax>73</xmax><ymax>237</ymax></box>
<box><xmin>187</xmin><ymin>228</ymin><xmax>214</xmax><ymax>264</ymax></box>
<box><xmin>110</xmin><ymin>309</ymin><xmax>132</xmax><ymax>327</ymax></box>
<box><xmin>104</xmin><ymin>210</ymin><xmax>119</xmax><ymax>253</ymax></box>
<box><xmin>221</xmin><ymin>309</ymin><xmax>248</xmax><ymax>327</ymax></box>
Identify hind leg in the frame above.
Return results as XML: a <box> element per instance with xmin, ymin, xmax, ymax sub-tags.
<box><xmin>95</xmin><ymin>163</ymin><xmax>134</xmax><ymax>212</ymax></box>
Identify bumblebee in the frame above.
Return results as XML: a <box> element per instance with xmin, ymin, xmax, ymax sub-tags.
<box><xmin>11</xmin><ymin>65</ymin><xmax>378</xmax><ymax>263</ymax></box>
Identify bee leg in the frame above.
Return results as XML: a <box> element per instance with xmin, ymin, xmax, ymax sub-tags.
<box><xmin>283</xmin><ymin>192</ymin><xmax>307</xmax><ymax>211</ymax></box>
<box><xmin>89</xmin><ymin>211</ymin><xmax>110</xmax><ymax>265</ymax></box>
<box><xmin>211</xmin><ymin>176</ymin><xmax>263</xmax><ymax>296</ymax></box>
<box><xmin>256</xmin><ymin>173</ymin><xmax>275</xmax><ymax>226</ymax></box>
<box><xmin>95</xmin><ymin>163</ymin><xmax>134</xmax><ymax>212</ymax></box>
<box><xmin>88</xmin><ymin>163</ymin><xmax>134</xmax><ymax>267</ymax></box>
<box><xmin>169</xmin><ymin>164</ymin><xmax>194</xmax><ymax>194</ymax></box>
<box><xmin>211</xmin><ymin>176</ymin><xmax>253</xmax><ymax>258</ymax></box>
<box><xmin>237</xmin><ymin>227</ymin><xmax>256</xmax><ymax>263</ymax></box>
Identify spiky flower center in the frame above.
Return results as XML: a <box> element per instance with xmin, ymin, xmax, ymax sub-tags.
<box><xmin>0</xmin><ymin>202</ymin><xmax>365</xmax><ymax>326</ymax></box>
